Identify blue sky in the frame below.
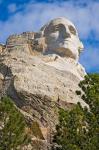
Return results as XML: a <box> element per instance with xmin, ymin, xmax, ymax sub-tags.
<box><xmin>0</xmin><ymin>0</ymin><xmax>99</xmax><ymax>73</ymax></box>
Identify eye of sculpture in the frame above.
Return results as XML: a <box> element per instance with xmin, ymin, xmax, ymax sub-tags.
<box><xmin>44</xmin><ymin>25</ymin><xmax>58</xmax><ymax>35</ymax></box>
<box><xmin>44</xmin><ymin>23</ymin><xmax>66</xmax><ymax>36</ymax></box>
<box><xmin>50</xmin><ymin>26</ymin><xmax>58</xmax><ymax>32</ymax></box>
<box><xmin>68</xmin><ymin>25</ymin><xmax>76</xmax><ymax>35</ymax></box>
<box><xmin>51</xmin><ymin>24</ymin><xmax>66</xmax><ymax>32</ymax></box>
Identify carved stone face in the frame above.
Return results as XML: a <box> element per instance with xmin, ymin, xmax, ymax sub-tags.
<box><xmin>40</xmin><ymin>17</ymin><xmax>83</xmax><ymax>60</ymax></box>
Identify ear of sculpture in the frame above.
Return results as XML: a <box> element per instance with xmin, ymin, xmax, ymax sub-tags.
<box><xmin>33</xmin><ymin>32</ymin><xmax>47</xmax><ymax>54</ymax></box>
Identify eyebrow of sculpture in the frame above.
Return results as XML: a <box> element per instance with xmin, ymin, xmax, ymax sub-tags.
<box><xmin>45</xmin><ymin>24</ymin><xmax>66</xmax><ymax>34</ymax></box>
<box><xmin>50</xmin><ymin>25</ymin><xmax>60</xmax><ymax>31</ymax></box>
<box><xmin>68</xmin><ymin>25</ymin><xmax>77</xmax><ymax>35</ymax></box>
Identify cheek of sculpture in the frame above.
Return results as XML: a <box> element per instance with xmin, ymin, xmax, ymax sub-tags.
<box><xmin>46</xmin><ymin>32</ymin><xmax>59</xmax><ymax>44</ymax></box>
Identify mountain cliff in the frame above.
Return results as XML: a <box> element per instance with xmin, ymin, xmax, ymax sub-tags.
<box><xmin>0</xmin><ymin>17</ymin><xmax>88</xmax><ymax>150</ymax></box>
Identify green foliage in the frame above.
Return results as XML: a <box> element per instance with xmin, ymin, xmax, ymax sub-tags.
<box><xmin>0</xmin><ymin>97</ymin><xmax>27</xmax><ymax>150</ymax></box>
<box><xmin>78</xmin><ymin>74</ymin><xmax>99</xmax><ymax>116</ymax></box>
<box><xmin>53</xmin><ymin>74</ymin><xmax>99</xmax><ymax>150</ymax></box>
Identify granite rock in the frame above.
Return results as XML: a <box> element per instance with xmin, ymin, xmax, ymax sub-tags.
<box><xmin>0</xmin><ymin>17</ymin><xmax>87</xmax><ymax>147</ymax></box>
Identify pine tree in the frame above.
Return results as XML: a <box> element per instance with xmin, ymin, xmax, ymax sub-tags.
<box><xmin>53</xmin><ymin>74</ymin><xmax>99</xmax><ymax>150</ymax></box>
<box><xmin>0</xmin><ymin>97</ymin><xmax>27</xmax><ymax>150</ymax></box>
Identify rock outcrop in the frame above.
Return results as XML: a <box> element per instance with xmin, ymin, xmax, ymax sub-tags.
<box><xmin>0</xmin><ymin>17</ymin><xmax>87</xmax><ymax>149</ymax></box>
<box><xmin>0</xmin><ymin>44</ymin><xmax>5</xmax><ymax>54</ymax></box>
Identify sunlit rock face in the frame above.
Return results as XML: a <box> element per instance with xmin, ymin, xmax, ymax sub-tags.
<box><xmin>0</xmin><ymin>17</ymin><xmax>87</xmax><ymax>146</ymax></box>
<box><xmin>35</xmin><ymin>17</ymin><xmax>83</xmax><ymax>61</ymax></box>
<box><xmin>0</xmin><ymin>44</ymin><xmax>5</xmax><ymax>54</ymax></box>
<box><xmin>33</xmin><ymin>17</ymin><xmax>85</xmax><ymax>79</ymax></box>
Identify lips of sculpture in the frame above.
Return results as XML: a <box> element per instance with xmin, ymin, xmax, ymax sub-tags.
<box><xmin>57</xmin><ymin>42</ymin><xmax>78</xmax><ymax>59</ymax></box>
<box><xmin>62</xmin><ymin>38</ymin><xmax>83</xmax><ymax>51</ymax></box>
<box><xmin>61</xmin><ymin>39</ymin><xmax>83</xmax><ymax>59</ymax></box>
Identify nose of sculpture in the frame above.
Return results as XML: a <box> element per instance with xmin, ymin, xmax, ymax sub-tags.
<box><xmin>59</xmin><ymin>25</ymin><xmax>71</xmax><ymax>39</ymax></box>
<box><xmin>63</xmin><ymin>31</ymin><xmax>71</xmax><ymax>39</ymax></box>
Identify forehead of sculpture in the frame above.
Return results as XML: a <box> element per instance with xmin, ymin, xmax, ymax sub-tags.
<box><xmin>41</xmin><ymin>17</ymin><xmax>75</xmax><ymax>30</ymax></box>
<box><xmin>40</xmin><ymin>17</ymin><xmax>77</xmax><ymax>36</ymax></box>
<box><xmin>50</xmin><ymin>17</ymin><xmax>75</xmax><ymax>27</ymax></box>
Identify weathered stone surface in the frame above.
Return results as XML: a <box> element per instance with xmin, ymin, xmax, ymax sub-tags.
<box><xmin>0</xmin><ymin>44</ymin><xmax>5</xmax><ymax>54</ymax></box>
<box><xmin>0</xmin><ymin>17</ymin><xmax>88</xmax><ymax>149</ymax></box>
<box><xmin>37</xmin><ymin>17</ymin><xmax>84</xmax><ymax>61</ymax></box>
